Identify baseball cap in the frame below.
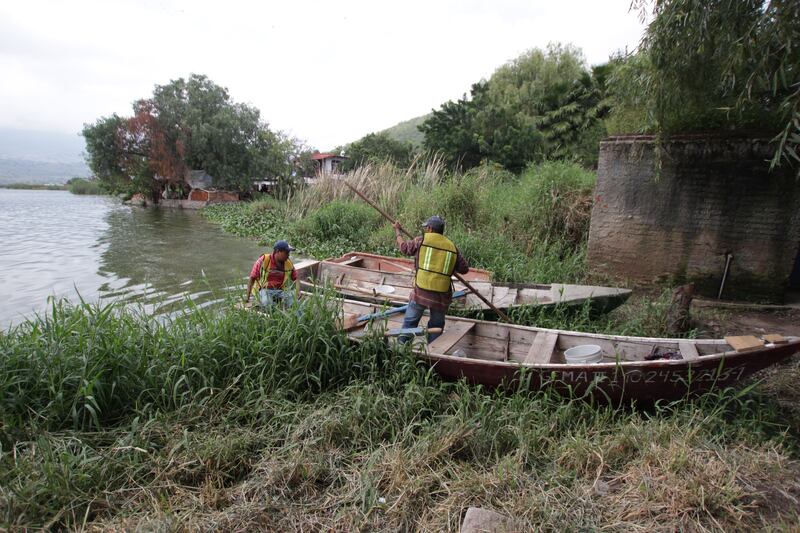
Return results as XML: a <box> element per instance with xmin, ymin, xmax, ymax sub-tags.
<box><xmin>421</xmin><ymin>215</ymin><xmax>445</xmax><ymax>233</ymax></box>
<box><xmin>273</xmin><ymin>239</ymin><xmax>296</xmax><ymax>252</ymax></box>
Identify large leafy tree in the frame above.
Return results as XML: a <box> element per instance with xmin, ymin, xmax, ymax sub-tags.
<box><xmin>420</xmin><ymin>44</ymin><xmax>608</xmax><ymax>172</ymax></box>
<box><xmin>338</xmin><ymin>132</ymin><xmax>414</xmax><ymax>171</ymax></box>
<box><xmin>82</xmin><ymin>74</ymin><xmax>293</xmax><ymax>197</ymax></box>
<box><xmin>616</xmin><ymin>0</ymin><xmax>800</xmax><ymax>169</ymax></box>
<box><xmin>418</xmin><ymin>87</ymin><xmax>484</xmax><ymax>170</ymax></box>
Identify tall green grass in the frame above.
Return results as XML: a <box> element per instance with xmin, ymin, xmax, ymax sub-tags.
<box><xmin>1</xmin><ymin>296</ymin><xmax>798</xmax><ymax>530</ymax></box>
<box><xmin>203</xmin><ymin>161</ymin><xmax>595</xmax><ymax>282</ymax></box>
<box><xmin>0</xmin><ymin>294</ymin><xmax>391</xmax><ymax>435</ymax></box>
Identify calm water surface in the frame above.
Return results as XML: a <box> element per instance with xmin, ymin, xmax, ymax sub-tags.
<box><xmin>0</xmin><ymin>189</ymin><xmax>269</xmax><ymax>329</ymax></box>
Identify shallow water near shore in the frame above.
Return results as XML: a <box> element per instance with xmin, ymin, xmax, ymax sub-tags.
<box><xmin>0</xmin><ymin>189</ymin><xmax>271</xmax><ymax>329</ymax></box>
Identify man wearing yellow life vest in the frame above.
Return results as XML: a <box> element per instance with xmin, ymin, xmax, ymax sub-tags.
<box><xmin>394</xmin><ymin>216</ymin><xmax>469</xmax><ymax>343</ymax></box>
<box><xmin>244</xmin><ymin>240</ymin><xmax>300</xmax><ymax>308</ymax></box>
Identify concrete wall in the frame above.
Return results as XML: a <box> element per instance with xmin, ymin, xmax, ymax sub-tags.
<box><xmin>587</xmin><ymin>136</ymin><xmax>800</xmax><ymax>302</ymax></box>
<box><xmin>159</xmin><ymin>199</ymin><xmax>207</xmax><ymax>210</ymax></box>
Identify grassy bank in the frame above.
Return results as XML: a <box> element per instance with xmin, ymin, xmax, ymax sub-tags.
<box><xmin>3</xmin><ymin>162</ymin><xmax>798</xmax><ymax>530</ymax></box>
<box><xmin>1</xmin><ymin>297</ymin><xmax>799</xmax><ymax>530</ymax></box>
<box><xmin>204</xmin><ymin>161</ymin><xmax>594</xmax><ymax>284</ymax></box>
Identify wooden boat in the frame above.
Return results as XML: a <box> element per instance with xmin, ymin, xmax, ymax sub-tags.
<box><xmin>324</xmin><ymin>251</ymin><xmax>493</xmax><ymax>281</ymax></box>
<box><xmin>298</xmin><ymin>252</ymin><xmax>632</xmax><ymax>317</ymax></box>
<box><xmin>338</xmin><ymin>298</ymin><xmax>800</xmax><ymax>402</ymax></box>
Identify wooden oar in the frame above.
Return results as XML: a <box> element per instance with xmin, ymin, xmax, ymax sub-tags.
<box><xmin>341</xmin><ymin>290</ymin><xmax>468</xmax><ymax>331</ymax></box>
<box><xmin>385</xmin><ymin>326</ymin><xmax>442</xmax><ymax>337</ymax></box>
<box><xmin>344</xmin><ymin>182</ymin><xmax>512</xmax><ymax>323</ymax></box>
<box><xmin>332</xmin><ymin>283</ymin><xmax>402</xmax><ymax>299</ymax></box>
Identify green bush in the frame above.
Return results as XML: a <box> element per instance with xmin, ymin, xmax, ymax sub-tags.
<box><xmin>483</xmin><ymin>161</ymin><xmax>596</xmax><ymax>248</ymax></box>
<box><xmin>289</xmin><ymin>200</ymin><xmax>384</xmax><ymax>256</ymax></box>
<box><xmin>401</xmin><ymin>167</ymin><xmax>505</xmax><ymax>231</ymax></box>
<box><xmin>67</xmin><ymin>178</ymin><xmax>105</xmax><ymax>195</ymax></box>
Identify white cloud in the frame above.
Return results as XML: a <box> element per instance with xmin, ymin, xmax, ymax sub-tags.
<box><xmin>0</xmin><ymin>0</ymin><xmax>645</xmax><ymax>150</ymax></box>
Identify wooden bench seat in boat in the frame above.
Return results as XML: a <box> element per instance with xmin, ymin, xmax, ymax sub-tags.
<box><xmin>678</xmin><ymin>340</ymin><xmax>700</xmax><ymax>360</ymax></box>
<box><xmin>520</xmin><ymin>331</ymin><xmax>558</xmax><ymax>365</ymax></box>
<box><xmin>428</xmin><ymin>321</ymin><xmax>475</xmax><ymax>354</ymax></box>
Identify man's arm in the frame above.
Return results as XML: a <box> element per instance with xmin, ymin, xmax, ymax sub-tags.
<box><xmin>244</xmin><ymin>256</ymin><xmax>264</xmax><ymax>302</ymax></box>
<box><xmin>245</xmin><ymin>278</ymin><xmax>255</xmax><ymax>303</ymax></box>
<box><xmin>291</xmin><ymin>268</ymin><xmax>300</xmax><ymax>300</ymax></box>
<box><xmin>394</xmin><ymin>222</ymin><xmax>421</xmax><ymax>257</ymax></box>
<box><xmin>393</xmin><ymin>222</ymin><xmax>406</xmax><ymax>250</ymax></box>
<box><xmin>454</xmin><ymin>250</ymin><xmax>470</xmax><ymax>275</ymax></box>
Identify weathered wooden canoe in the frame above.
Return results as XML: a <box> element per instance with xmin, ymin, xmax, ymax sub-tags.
<box><xmin>324</xmin><ymin>251</ymin><xmax>494</xmax><ymax>281</ymax></box>
<box><xmin>339</xmin><ymin>298</ymin><xmax>800</xmax><ymax>402</ymax></box>
<box><xmin>299</xmin><ymin>252</ymin><xmax>632</xmax><ymax>317</ymax></box>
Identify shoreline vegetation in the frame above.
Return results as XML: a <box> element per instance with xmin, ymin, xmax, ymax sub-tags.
<box><xmin>0</xmin><ymin>178</ymin><xmax>105</xmax><ymax>195</ymax></box>
<box><xmin>1</xmin><ymin>161</ymin><xmax>799</xmax><ymax>529</ymax></box>
<box><xmin>2</xmin><ymin>296</ymin><xmax>799</xmax><ymax>530</ymax></box>
<box><xmin>0</xmin><ymin>182</ymin><xmax>66</xmax><ymax>190</ymax></box>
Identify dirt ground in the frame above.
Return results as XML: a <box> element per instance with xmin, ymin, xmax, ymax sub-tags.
<box><xmin>691</xmin><ymin>301</ymin><xmax>800</xmax><ymax>339</ymax></box>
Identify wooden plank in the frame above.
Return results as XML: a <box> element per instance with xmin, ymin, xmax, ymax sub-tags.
<box><xmin>338</xmin><ymin>257</ymin><xmax>363</xmax><ymax>266</ymax></box>
<box><xmin>492</xmin><ymin>286</ymin><xmax>511</xmax><ymax>306</ymax></box>
<box><xmin>724</xmin><ymin>335</ymin><xmax>764</xmax><ymax>353</ymax></box>
<box><xmin>763</xmin><ymin>334</ymin><xmax>788</xmax><ymax>344</ymax></box>
<box><xmin>319</xmin><ymin>262</ymin><xmax>415</xmax><ymax>289</ymax></box>
<box><xmin>678</xmin><ymin>340</ymin><xmax>700</xmax><ymax>360</ymax></box>
<box><xmin>427</xmin><ymin>322</ymin><xmax>475</xmax><ymax>354</ymax></box>
<box><xmin>378</xmin><ymin>259</ymin><xmax>415</xmax><ymax>272</ymax></box>
<box><xmin>521</xmin><ymin>331</ymin><xmax>558</xmax><ymax>365</ymax></box>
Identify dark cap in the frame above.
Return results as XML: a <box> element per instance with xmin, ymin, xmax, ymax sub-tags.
<box><xmin>273</xmin><ymin>239</ymin><xmax>295</xmax><ymax>252</ymax></box>
<box><xmin>421</xmin><ymin>215</ymin><xmax>445</xmax><ymax>233</ymax></box>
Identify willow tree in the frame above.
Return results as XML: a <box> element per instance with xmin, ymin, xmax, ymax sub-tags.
<box><xmin>622</xmin><ymin>0</ymin><xmax>800</xmax><ymax>169</ymax></box>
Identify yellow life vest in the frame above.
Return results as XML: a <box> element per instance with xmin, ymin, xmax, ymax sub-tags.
<box><xmin>255</xmin><ymin>254</ymin><xmax>294</xmax><ymax>292</ymax></box>
<box><xmin>415</xmin><ymin>232</ymin><xmax>458</xmax><ymax>293</ymax></box>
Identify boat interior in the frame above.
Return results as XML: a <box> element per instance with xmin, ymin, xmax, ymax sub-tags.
<box><xmin>341</xmin><ymin>300</ymin><xmax>734</xmax><ymax>365</ymax></box>
<box><xmin>298</xmin><ymin>258</ymin><xmax>626</xmax><ymax>310</ymax></box>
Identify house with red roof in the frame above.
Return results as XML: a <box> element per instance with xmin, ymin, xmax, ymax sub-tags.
<box><xmin>311</xmin><ymin>152</ymin><xmax>346</xmax><ymax>177</ymax></box>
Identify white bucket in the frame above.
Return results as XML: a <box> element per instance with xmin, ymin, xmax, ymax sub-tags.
<box><xmin>564</xmin><ymin>344</ymin><xmax>603</xmax><ymax>364</ymax></box>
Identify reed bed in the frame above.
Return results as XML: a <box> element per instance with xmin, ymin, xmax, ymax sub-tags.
<box><xmin>204</xmin><ymin>161</ymin><xmax>596</xmax><ymax>282</ymax></box>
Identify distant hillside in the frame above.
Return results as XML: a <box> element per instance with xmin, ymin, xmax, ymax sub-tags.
<box><xmin>0</xmin><ymin>159</ymin><xmax>90</xmax><ymax>185</ymax></box>
<box><xmin>378</xmin><ymin>113</ymin><xmax>429</xmax><ymax>147</ymax></box>
<box><xmin>0</xmin><ymin>128</ymin><xmax>90</xmax><ymax>184</ymax></box>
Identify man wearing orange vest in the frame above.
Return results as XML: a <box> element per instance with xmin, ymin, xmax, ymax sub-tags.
<box><xmin>244</xmin><ymin>240</ymin><xmax>299</xmax><ymax>308</ymax></box>
<box><xmin>394</xmin><ymin>216</ymin><xmax>469</xmax><ymax>343</ymax></box>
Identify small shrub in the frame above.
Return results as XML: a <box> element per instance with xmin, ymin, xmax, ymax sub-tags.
<box><xmin>289</xmin><ymin>200</ymin><xmax>383</xmax><ymax>256</ymax></box>
<box><xmin>67</xmin><ymin>178</ymin><xmax>105</xmax><ymax>195</ymax></box>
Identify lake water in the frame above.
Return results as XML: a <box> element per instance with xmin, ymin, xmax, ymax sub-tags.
<box><xmin>0</xmin><ymin>189</ymin><xmax>269</xmax><ymax>330</ymax></box>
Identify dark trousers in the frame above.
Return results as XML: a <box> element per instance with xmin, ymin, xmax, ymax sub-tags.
<box><xmin>399</xmin><ymin>301</ymin><xmax>445</xmax><ymax>344</ymax></box>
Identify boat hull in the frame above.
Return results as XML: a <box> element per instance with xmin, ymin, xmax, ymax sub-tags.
<box><xmin>338</xmin><ymin>297</ymin><xmax>800</xmax><ymax>402</ymax></box>
<box><xmin>303</xmin><ymin>252</ymin><xmax>632</xmax><ymax>318</ymax></box>
<box><xmin>421</xmin><ymin>344</ymin><xmax>798</xmax><ymax>402</ymax></box>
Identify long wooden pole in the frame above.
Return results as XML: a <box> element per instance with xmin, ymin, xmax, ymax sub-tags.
<box><xmin>344</xmin><ymin>182</ymin><xmax>512</xmax><ymax>323</ymax></box>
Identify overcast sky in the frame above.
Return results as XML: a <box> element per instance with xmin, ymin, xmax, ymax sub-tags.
<box><xmin>0</xmin><ymin>0</ymin><xmax>646</xmax><ymax>151</ymax></box>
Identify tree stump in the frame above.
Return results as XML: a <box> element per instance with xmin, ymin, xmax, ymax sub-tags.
<box><xmin>666</xmin><ymin>283</ymin><xmax>695</xmax><ymax>336</ymax></box>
